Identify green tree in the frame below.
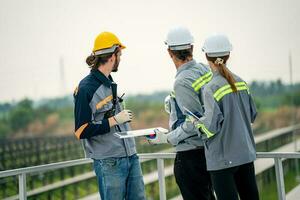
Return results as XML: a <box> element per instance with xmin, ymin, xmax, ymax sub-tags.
<box><xmin>0</xmin><ymin>118</ymin><xmax>11</xmax><ymax>138</ymax></box>
<box><xmin>0</xmin><ymin>102</ymin><xmax>12</xmax><ymax>113</ymax></box>
<box><xmin>9</xmin><ymin>99</ymin><xmax>34</xmax><ymax>131</ymax></box>
<box><xmin>283</xmin><ymin>92</ymin><xmax>300</xmax><ymax>106</ymax></box>
<box><xmin>294</xmin><ymin>92</ymin><xmax>300</xmax><ymax>106</ymax></box>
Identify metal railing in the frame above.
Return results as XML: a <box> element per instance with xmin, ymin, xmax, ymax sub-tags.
<box><xmin>1</xmin><ymin>124</ymin><xmax>299</xmax><ymax>200</ymax></box>
<box><xmin>1</xmin><ymin>152</ymin><xmax>300</xmax><ymax>200</ymax></box>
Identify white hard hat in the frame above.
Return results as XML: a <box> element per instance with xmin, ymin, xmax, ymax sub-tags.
<box><xmin>202</xmin><ymin>34</ymin><xmax>232</xmax><ymax>57</ymax></box>
<box><xmin>165</xmin><ymin>26</ymin><xmax>194</xmax><ymax>50</ymax></box>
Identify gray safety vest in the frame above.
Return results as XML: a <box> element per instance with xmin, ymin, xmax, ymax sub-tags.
<box><xmin>197</xmin><ymin>71</ymin><xmax>257</xmax><ymax>170</ymax></box>
<box><xmin>166</xmin><ymin>59</ymin><xmax>211</xmax><ymax>152</ymax></box>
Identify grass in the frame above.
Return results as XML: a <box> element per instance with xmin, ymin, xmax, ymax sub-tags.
<box><xmin>258</xmin><ymin>159</ymin><xmax>300</xmax><ymax>200</ymax></box>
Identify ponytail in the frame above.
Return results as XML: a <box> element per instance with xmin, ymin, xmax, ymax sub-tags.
<box><xmin>86</xmin><ymin>48</ymin><xmax>119</xmax><ymax>70</ymax></box>
<box><xmin>206</xmin><ymin>54</ymin><xmax>237</xmax><ymax>92</ymax></box>
<box><xmin>86</xmin><ymin>54</ymin><xmax>99</xmax><ymax>69</ymax></box>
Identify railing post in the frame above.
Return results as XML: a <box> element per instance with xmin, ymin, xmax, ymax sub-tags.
<box><xmin>293</xmin><ymin>130</ymin><xmax>300</xmax><ymax>181</ymax></box>
<box><xmin>18</xmin><ymin>173</ymin><xmax>27</xmax><ymax>200</ymax></box>
<box><xmin>274</xmin><ymin>158</ymin><xmax>286</xmax><ymax>200</ymax></box>
<box><xmin>157</xmin><ymin>158</ymin><xmax>166</xmax><ymax>200</ymax></box>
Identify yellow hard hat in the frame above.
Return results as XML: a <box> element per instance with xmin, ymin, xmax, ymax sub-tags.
<box><xmin>93</xmin><ymin>32</ymin><xmax>126</xmax><ymax>54</ymax></box>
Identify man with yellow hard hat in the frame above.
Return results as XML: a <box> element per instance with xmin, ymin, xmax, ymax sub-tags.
<box><xmin>74</xmin><ymin>32</ymin><xmax>146</xmax><ymax>200</ymax></box>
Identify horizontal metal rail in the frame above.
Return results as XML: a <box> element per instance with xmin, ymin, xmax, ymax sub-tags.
<box><xmin>0</xmin><ymin>158</ymin><xmax>92</xmax><ymax>178</ymax></box>
<box><xmin>256</xmin><ymin>152</ymin><xmax>300</xmax><ymax>159</ymax></box>
<box><xmin>255</xmin><ymin>124</ymin><xmax>300</xmax><ymax>143</ymax></box>
<box><xmin>1</xmin><ymin>124</ymin><xmax>299</xmax><ymax>199</ymax></box>
<box><xmin>1</xmin><ymin>152</ymin><xmax>300</xmax><ymax>200</ymax></box>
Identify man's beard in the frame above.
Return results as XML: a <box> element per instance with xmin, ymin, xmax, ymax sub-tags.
<box><xmin>112</xmin><ymin>59</ymin><xmax>119</xmax><ymax>72</ymax></box>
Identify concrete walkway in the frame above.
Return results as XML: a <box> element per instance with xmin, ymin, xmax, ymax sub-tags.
<box><xmin>287</xmin><ymin>183</ymin><xmax>300</xmax><ymax>200</ymax></box>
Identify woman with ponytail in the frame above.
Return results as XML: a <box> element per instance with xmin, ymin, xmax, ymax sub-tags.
<box><xmin>194</xmin><ymin>34</ymin><xmax>259</xmax><ymax>200</ymax></box>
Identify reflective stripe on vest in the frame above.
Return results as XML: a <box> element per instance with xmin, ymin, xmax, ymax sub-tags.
<box><xmin>213</xmin><ymin>82</ymin><xmax>249</xmax><ymax>101</ymax></box>
<box><xmin>192</xmin><ymin>71</ymin><xmax>213</xmax><ymax>92</ymax></box>
<box><xmin>170</xmin><ymin>91</ymin><xmax>176</xmax><ymax>98</ymax></box>
<box><xmin>197</xmin><ymin>123</ymin><xmax>214</xmax><ymax>138</ymax></box>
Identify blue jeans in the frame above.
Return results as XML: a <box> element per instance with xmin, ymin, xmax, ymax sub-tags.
<box><xmin>93</xmin><ymin>154</ymin><xmax>146</xmax><ymax>200</ymax></box>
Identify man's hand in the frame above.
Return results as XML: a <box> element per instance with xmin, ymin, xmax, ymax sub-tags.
<box><xmin>146</xmin><ymin>129</ymin><xmax>169</xmax><ymax>144</ymax></box>
<box><xmin>113</xmin><ymin>110</ymin><xmax>133</xmax><ymax>125</ymax></box>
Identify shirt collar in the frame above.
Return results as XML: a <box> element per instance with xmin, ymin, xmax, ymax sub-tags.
<box><xmin>176</xmin><ymin>59</ymin><xmax>197</xmax><ymax>77</ymax></box>
<box><xmin>91</xmin><ymin>69</ymin><xmax>114</xmax><ymax>87</ymax></box>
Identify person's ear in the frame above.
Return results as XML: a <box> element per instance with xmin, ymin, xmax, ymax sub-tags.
<box><xmin>109</xmin><ymin>54</ymin><xmax>116</xmax><ymax>63</ymax></box>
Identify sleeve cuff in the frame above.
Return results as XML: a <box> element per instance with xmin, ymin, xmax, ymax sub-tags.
<box><xmin>166</xmin><ymin>132</ymin><xmax>178</xmax><ymax>146</ymax></box>
<box><xmin>96</xmin><ymin>118</ymin><xmax>110</xmax><ymax>135</ymax></box>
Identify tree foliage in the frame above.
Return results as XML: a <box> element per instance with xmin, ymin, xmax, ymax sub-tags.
<box><xmin>0</xmin><ymin>79</ymin><xmax>299</xmax><ymax>138</ymax></box>
<box><xmin>9</xmin><ymin>99</ymin><xmax>34</xmax><ymax>131</ymax></box>
<box><xmin>249</xmin><ymin>79</ymin><xmax>300</xmax><ymax>109</ymax></box>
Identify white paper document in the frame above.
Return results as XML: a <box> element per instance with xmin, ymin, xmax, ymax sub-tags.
<box><xmin>114</xmin><ymin>127</ymin><xmax>168</xmax><ymax>139</ymax></box>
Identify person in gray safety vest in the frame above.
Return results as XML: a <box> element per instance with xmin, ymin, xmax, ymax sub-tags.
<box><xmin>194</xmin><ymin>33</ymin><xmax>259</xmax><ymax>200</ymax></box>
<box><xmin>147</xmin><ymin>26</ymin><xmax>215</xmax><ymax>200</ymax></box>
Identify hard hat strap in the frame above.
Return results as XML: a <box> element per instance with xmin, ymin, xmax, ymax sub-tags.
<box><xmin>94</xmin><ymin>45</ymin><xmax>119</xmax><ymax>56</ymax></box>
<box><xmin>206</xmin><ymin>52</ymin><xmax>230</xmax><ymax>57</ymax></box>
<box><xmin>169</xmin><ymin>44</ymin><xmax>192</xmax><ymax>51</ymax></box>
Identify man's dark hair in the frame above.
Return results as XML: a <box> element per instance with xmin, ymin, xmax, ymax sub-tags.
<box><xmin>170</xmin><ymin>48</ymin><xmax>193</xmax><ymax>61</ymax></box>
<box><xmin>86</xmin><ymin>49</ymin><xmax>119</xmax><ymax>70</ymax></box>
